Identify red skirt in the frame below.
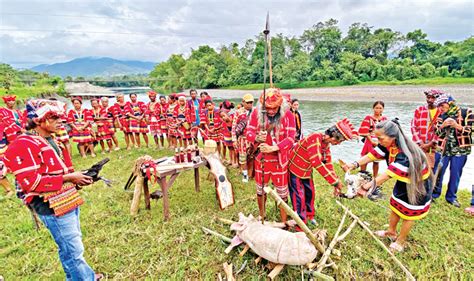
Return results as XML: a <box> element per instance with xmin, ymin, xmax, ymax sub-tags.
<box><xmin>55</xmin><ymin>124</ymin><xmax>70</xmax><ymax>142</ymax></box>
<box><xmin>71</xmin><ymin>122</ymin><xmax>93</xmax><ymax>143</ymax></box>
<box><xmin>361</xmin><ymin>137</ymin><xmax>376</xmax><ymax>156</ymax></box>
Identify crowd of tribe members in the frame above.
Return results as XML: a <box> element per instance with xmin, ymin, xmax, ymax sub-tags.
<box><xmin>0</xmin><ymin>87</ymin><xmax>472</xmax><ymax>278</ymax></box>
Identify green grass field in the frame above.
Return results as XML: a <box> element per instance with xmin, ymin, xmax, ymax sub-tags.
<box><xmin>224</xmin><ymin>77</ymin><xmax>474</xmax><ymax>90</ymax></box>
<box><xmin>0</xmin><ymin>138</ymin><xmax>473</xmax><ymax>279</ymax></box>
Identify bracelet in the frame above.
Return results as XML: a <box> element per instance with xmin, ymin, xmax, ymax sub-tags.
<box><xmin>352</xmin><ymin>161</ymin><xmax>360</xmax><ymax>168</ymax></box>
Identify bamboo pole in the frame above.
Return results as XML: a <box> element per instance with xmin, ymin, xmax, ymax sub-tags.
<box><xmin>264</xmin><ymin>186</ymin><xmax>337</xmax><ymax>271</ymax></box>
<box><xmin>316</xmin><ymin>210</ymin><xmax>348</xmax><ymax>272</ymax></box>
<box><xmin>303</xmin><ymin>270</ymin><xmax>335</xmax><ymax>281</ymax></box>
<box><xmin>337</xmin><ymin>219</ymin><xmax>358</xmax><ymax>242</ymax></box>
<box><xmin>335</xmin><ymin>201</ymin><xmax>416</xmax><ymax>281</ymax></box>
<box><xmin>202</xmin><ymin>227</ymin><xmax>232</xmax><ymax>243</ymax></box>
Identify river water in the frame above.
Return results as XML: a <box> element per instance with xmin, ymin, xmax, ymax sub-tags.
<box><xmin>83</xmin><ymin>91</ymin><xmax>473</xmax><ymax>190</ymax></box>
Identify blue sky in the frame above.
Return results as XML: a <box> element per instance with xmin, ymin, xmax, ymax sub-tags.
<box><xmin>0</xmin><ymin>0</ymin><xmax>472</xmax><ymax>68</ymax></box>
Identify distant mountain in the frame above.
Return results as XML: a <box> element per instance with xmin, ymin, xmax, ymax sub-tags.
<box><xmin>31</xmin><ymin>57</ymin><xmax>156</xmax><ymax>77</ymax></box>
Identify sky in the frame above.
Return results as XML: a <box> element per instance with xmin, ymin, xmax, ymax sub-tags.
<box><xmin>1</xmin><ymin>0</ymin><xmax>473</xmax><ymax>68</ymax></box>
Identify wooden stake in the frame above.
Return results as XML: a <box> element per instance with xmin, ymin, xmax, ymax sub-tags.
<box><xmin>335</xmin><ymin>201</ymin><xmax>416</xmax><ymax>281</ymax></box>
<box><xmin>304</xmin><ymin>270</ymin><xmax>335</xmax><ymax>281</ymax></box>
<box><xmin>223</xmin><ymin>262</ymin><xmax>235</xmax><ymax>281</ymax></box>
<box><xmin>202</xmin><ymin>227</ymin><xmax>232</xmax><ymax>243</ymax></box>
<box><xmin>264</xmin><ymin>186</ymin><xmax>337</xmax><ymax>271</ymax></box>
<box><xmin>337</xmin><ymin>219</ymin><xmax>358</xmax><ymax>242</ymax></box>
<box><xmin>255</xmin><ymin>256</ymin><xmax>263</xmax><ymax>265</ymax></box>
<box><xmin>239</xmin><ymin>244</ymin><xmax>250</xmax><ymax>256</ymax></box>
<box><xmin>268</xmin><ymin>264</ymin><xmax>284</xmax><ymax>280</ymax></box>
<box><xmin>130</xmin><ymin>175</ymin><xmax>144</xmax><ymax>216</ymax></box>
<box><xmin>316</xmin><ymin>210</ymin><xmax>348</xmax><ymax>272</ymax></box>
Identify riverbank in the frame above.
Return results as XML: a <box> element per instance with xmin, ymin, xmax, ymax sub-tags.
<box><xmin>204</xmin><ymin>84</ymin><xmax>474</xmax><ymax>104</ymax></box>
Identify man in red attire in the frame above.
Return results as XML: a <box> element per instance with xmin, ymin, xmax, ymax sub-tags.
<box><xmin>288</xmin><ymin>118</ymin><xmax>358</xmax><ymax>227</ymax></box>
<box><xmin>0</xmin><ymin>95</ymin><xmax>25</xmax><ymax>140</ymax></box>
<box><xmin>246</xmin><ymin>88</ymin><xmax>296</xmax><ymax>223</ymax></box>
<box><xmin>146</xmin><ymin>91</ymin><xmax>162</xmax><ymax>149</ymax></box>
<box><xmin>4</xmin><ymin>99</ymin><xmax>102</xmax><ymax>280</ymax></box>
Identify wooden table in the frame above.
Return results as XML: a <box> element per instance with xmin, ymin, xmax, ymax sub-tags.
<box><xmin>141</xmin><ymin>160</ymin><xmax>208</xmax><ymax>221</ymax></box>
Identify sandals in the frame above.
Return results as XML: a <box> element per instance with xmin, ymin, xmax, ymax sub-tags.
<box><xmin>389</xmin><ymin>242</ymin><xmax>405</xmax><ymax>253</ymax></box>
<box><xmin>375</xmin><ymin>230</ymin><xmax>397</xmax><ymax>242</ymax></box>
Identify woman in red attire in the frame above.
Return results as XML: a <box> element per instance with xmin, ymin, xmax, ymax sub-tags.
<box><xmin>68</xmin><ymin>97</ymin><xmax>95</xmax><ymax>158</ymax></box>
<box><xmin>358</xmin><ymin>101</ymin><xmax>387</xmax><ymax>177</ymax></box>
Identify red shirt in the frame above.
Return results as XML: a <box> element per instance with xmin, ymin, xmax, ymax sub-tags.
<box><xmin>288</xmin><ymin>132</ymin><xmax>339</xmax><ymax>185</ymax></box>
<box><xmin>4</xmin><ymin>134</ymin><xmax>74</xmax><ymax>203</ymax></box>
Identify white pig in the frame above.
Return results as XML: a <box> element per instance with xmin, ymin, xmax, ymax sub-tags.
<box><xmin>229</xmin><ymin>213</ymin><xmax>317</xmax><ymax>265</ymax></box>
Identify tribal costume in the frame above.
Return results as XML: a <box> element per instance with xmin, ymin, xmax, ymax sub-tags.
<box><xmin>146</xmin><ymin>100</ymin><xmax>162</xmax><ymax>137</ymax></box>
<box><xmin>202</xmin><ymin>108</ymin><xmax>222</xmax><ymax>142</ymax></box>
<box><xmin>91</xmin><ymin>107</ymin><xmax>113</xmax><ymax>141</ymax></box>
<box><xmin>358</xmin><ymin>115</ymin><xmax>388</xmax><ymax>156</ymax></box>
<box><xmin>288</xmin><ymin>119</ymin><xmax>357</xmax><ymax>223</ymax></box>
<box><xmin>159</xmin><ymin>101</ymin><xmax>169</xmax><ymax>135</ymax></box>
<box><xmin>232</xmin><ymin>105</ymin><xmax>253</xmax><ymax>165</ymax></box>
<box><xmin>0</xmin><ymin>95</ymin><xmax>25</xmax><ymax>141</ymax></box>
<box><xmin>221</xmin><ymin>112</ymin><xmax>234</xmax><ymax>147</ymax></box>
<box><xmin>246</xmin><ymin>89</ymin><xmax>296</xmax><ymax>199</ymax></box>
<box><xmin>4</xmin><ymin>99</ymin><xmax>97</xmax><ymax>279</ymax></box>
<box><xmin>368</xmin><ymin>144</ymin><xmax>432</xmax><ymax>220</ymax></box>
<box><xmin>433</xmin><ymin>94</ymin><xmax>473</xmax><ymax>203</ymax></box>
<box><xmin>113</xmin><ymin>102</ymin><xmax>131</xmax><ymax>132</ymax></box>
<box><xmin>127</xmin><ymin>101</ymin><xmax>148</xmax><ymax>133</ymax></box>
<box><xmin>67</xmin><ymin>108</ymin><xmax>93</xmax><ymax>143</ymax></box>
<box><xmin>54</xmin><ymin>113</ymin><xmax>70</xmax><ymax>142</ymax></box>
<box><xmin>166</xmin><ymin>103</ymin><xmax>178</xmax><ymax>137</ymax></box>
<box><xmin>173</xmin><ymin>103</ymin><xmax>192</xmax><ymax>140</ymax></box>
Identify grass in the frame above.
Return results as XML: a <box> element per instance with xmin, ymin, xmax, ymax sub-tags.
<box><xmin>224</xmin><ymin>77</ymin><xmax>474</xmax><ymax>90</ymax></box>
<box><xmin>0</xmin><ymin>136</ymin><xmax>473</xmax><ymax>279</ymax></box>
<box><xmin>0</xmin><ymin>85</ymin><xmax>64</xmax><ymax>106</ymax></box>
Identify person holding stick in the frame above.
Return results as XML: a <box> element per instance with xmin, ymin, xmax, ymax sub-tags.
<box><xmin>246</xmin><ymin>88</ymin><xmax>296</xmax><ymax>223</ymax></box>
<box><xmin>345</xmin><ymin>119</ymin><xmax>433</xmax><ymax>253</ymax></box>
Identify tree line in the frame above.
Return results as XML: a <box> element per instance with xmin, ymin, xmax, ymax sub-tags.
<box><xmin>149</xmin><ymin>19</ymin><xmax>473</xmax><ymax>92</ymax></box>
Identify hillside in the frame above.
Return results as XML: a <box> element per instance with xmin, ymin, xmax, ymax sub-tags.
<box><xmin>31</xmin><ymin>57</ymin><xmax>156</xmax><ymax>78</ymax></box>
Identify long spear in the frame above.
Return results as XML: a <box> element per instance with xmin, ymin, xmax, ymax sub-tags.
<box><xmin>259</xmin><ymin>12</ymin><xmax>270</xmax><ymax>224</ymax></box>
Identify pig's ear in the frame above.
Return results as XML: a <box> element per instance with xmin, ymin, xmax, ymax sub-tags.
<box><xmin>231</xmin><ymin>222</ymin><xmax>246</xmax><ymax>232</ymax></box>
<box><xmin>238</xmin><ymin>212</ymin><xmax>246</xmax><ymax>221</ymax></box>
<box><xmin>248</xmin><ymin>214</ymin><xmax>255</xmax><ymax>220</ymax></box>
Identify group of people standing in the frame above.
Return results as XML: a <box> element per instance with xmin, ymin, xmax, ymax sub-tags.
<box><xmin>0</xmin><ymin>87</ymin><xmax>472</xmax><ymax>279</ymax></box>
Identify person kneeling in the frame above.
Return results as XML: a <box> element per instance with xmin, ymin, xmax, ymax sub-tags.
<box><xmin>288</xmin><ymin>118</ymin><xmax>358</xmax><ymax>228</ymax></box>
<box><xmin>346</xmin><ymin>119</ymin><xmax>432</xmax><ymax>253</ymax></box>
<box><xmin>4</xmin><ymin>99</ymin><xmax>102</xmax><ymax>280</ymax></box>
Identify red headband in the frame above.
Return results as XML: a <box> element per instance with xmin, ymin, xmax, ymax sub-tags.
<box><xmin>2</xmin><ymin>95</ymin><xmax>17</xmax><ymax>102</ymax></box>
<box><xmin>335</xmin><ymin>118</ymin><xmax>358</xmax><ymax>140</ymax></box>
<box><xmin>148</xmin><ymin>91</ymin><xmax>157</xmax><ymax>97</ymax></box>
<box><xmin>260</xmin><ymin>88</ymin><xmax>283</xmax><ymax>109</ymax></box>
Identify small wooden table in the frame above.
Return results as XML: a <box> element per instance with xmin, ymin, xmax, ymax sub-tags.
<box><xmin>141</xmin><ymin>160</ymin><xmax>208</xmax><ymax>221</ymax></box>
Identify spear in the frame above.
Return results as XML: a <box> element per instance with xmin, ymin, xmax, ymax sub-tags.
<box><xmin>259</xmin><ymin>12</ymin><xmax>271</xmax><ymax>224</ymax></box>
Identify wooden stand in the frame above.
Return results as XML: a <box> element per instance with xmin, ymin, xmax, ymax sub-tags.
<box><xmin>137</xmin><ymin>161</ymin><xmax>206</xmax><ymax>221</ymax></box>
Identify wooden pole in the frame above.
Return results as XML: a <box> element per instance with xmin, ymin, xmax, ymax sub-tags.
<box><xmin>202</xmin><ymin>227</ymin><xmax>232</xmax><ymax>243</ymax></box>
<box><xmin>130</xmin><ymin>175</ymin><xmax>144</xmax><ymax>216</ymax></box>
<box><xmin>335</xmin><ymin>201</ymin><xmax>416</xmax><ymax>281</ymax></box>
<box><xmin>264</xmin><ymin>186</ymin><xmax>337</xmax><ymax>271</ymax></box>
<box><xmin>303</xmin><ymin>270</ymin><xmax>335</xmax><ymax>281</ymax></box>
<box><xmin>316</xmin><ymin>210</ymin><xmax>348</xmax><ymax>272</ymax></box>
<box><xmin>268</xmin><ymin>37</ymin><xmax>273</xmax><ymax>88</ymax></box>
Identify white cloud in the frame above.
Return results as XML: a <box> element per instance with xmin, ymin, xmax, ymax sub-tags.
<box><xmin>0</xmin><ymin>0</ymin><xmax>472</xmax><ymax>68</ymax></box>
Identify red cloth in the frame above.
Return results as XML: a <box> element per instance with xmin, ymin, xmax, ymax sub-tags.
<box><xmin>4</xmin><ymin>134</ymin><xmax>74</xmax><ymax>203</ymax></box>
<box><xmin>112</xmin><ymin>102</ymin><xmax>132</xmax><ymax>132</ymax></box>
<box><xmin>288</xmin><ymin>132</ymin><xmax>339</xmax><ymax>186</ymax></box>
<box><xmin>146</xmin><ymin>101</ymin><xmax>162</xmax><ymax>135</ymax></box>
<box><xmin>173</xmin><ymin>104</ymin><xmax>192</xmax><ymax>139</ymax></box>
<box><xmin>166</xmin><ymin>104</ymin><xmax>178</xmax><ymax>137</ymax></box>
<box><xmin>246</xmin><ymin>108</ymin><xmax>296</xmax><ymax>167</ymax></box>
<box><xmin>202</xmin><ymin>108</ymin><xmax>222</xmax><ymax>141</ymax></box>
<box><xmin>358</xmin><ymin>115</ymin><xmax>388</xmax><ymax>156</ymax></box>
<box><xmin>411</xmin><ymin>106</ymin><xmax>441</xmax><ymax>144</ymax></box>
<box><xmin>159</xmin><ymin>102</ymin><xmax>168</xmax><ymax>133</ymax></box>
<box><xmin>67</xmin><ymin>109</ymin><xmax>93</xmax><ymax>143</ymax></box>
<box><xmin>0</xmin><ymin>107</ymin><xmax>25</xmax><ymax>142</ymax></box>
<box><xmin>255</xmin><ymin>154</ymin><xmax>288</xmax><ymax>198</ymax></box>
<box><xmin>186</xmin><ymin>98</ymin><xmax>200</xmax><ymax>124</ymax></box>
<box><xmin>127</xmin><ymin>101</ymin><xmax>148</xmax><ymax>133</ymax></box>
<box><xmin>91</xmin><ymin>107</ymin><xmax>114</xmax><ymax>140</ymax></box>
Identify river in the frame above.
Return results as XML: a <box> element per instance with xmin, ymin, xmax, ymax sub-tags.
<box><xmin>85</xmin><ymin>90</ymin><xmax>473</xmax><ymax>191</ymax></box>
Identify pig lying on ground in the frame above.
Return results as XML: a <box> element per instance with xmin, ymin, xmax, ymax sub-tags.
<box><xmin>342</xmin><ymin>170</ymin><xmax>373</xmax><ymax>199</ymax></box>
<box><xmin>229</xmin><ymin>213</ymin><xmax>318</xmax><ymax>265</ymax></box>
